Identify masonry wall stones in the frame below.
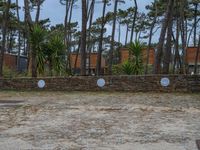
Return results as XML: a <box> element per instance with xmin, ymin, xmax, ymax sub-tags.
<box><xmin>0</xmin><ymin>75</ymin><xmax>199</xmax><ymax>92</ymax></box>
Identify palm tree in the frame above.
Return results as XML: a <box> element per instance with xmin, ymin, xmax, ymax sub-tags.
<box><xmin>129</xmin><ymin>41</ymin><xmax>143</xmax><ymax>75</ymax></box>
<box><xmin>121</xmin><ymin>60</ymin><xmax>134</xmax><ymax>75</ymax></box>
<box><xmin>29</xmin><ymin>24</ymin><xmax>46</xmax><ymax>76</ymax></box>
<box><xmin>47</xmin><ymin>35</ymin><xmax>65</xmax><ymax>75</ymax></box>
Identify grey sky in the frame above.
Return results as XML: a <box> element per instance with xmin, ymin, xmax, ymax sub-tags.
<box><xmin>18</xmin><ymin>0</ymin><xmax>155</xmax><ymax>43</ymax></box>
<box><xmin>40</xmin><ymin>0</ymin><xmax>153</xmax><ymax>26</ymax></box>
<box><xmin>18</xmin><ymin>0</ymin><xmax>153</xmax><ymax>25</ymax></box>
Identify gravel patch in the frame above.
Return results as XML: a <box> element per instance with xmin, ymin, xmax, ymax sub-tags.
<box><xmin>0</xmin><ymin>92</ymin><xmax>199</xmax><ymax>150</ymax></box>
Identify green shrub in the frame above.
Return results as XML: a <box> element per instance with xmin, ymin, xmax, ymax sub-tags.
<box><xmin>121</xmin><ymin>60</ymin><xmax>134</xmax><ymax>75</ymax></box>
<box><xmin>3</xmin><ymin>66</ymin><xmax>17</xmax><ymax>78</ymax></box>
<box><xmin>128</xmin><ymin>41</ymin><xmax>144</xmax><ymax>75</ymax></box>
<box><xmin>112</xmin><ymin>64</ymin><xmax>122</xmax><ymax>75</ymax></box>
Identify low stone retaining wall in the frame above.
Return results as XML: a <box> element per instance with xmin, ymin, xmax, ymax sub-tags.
<box><xmin>0</xmin><ymin>75</ymin><xmax>199</xmax><ymax>92</ymax></box>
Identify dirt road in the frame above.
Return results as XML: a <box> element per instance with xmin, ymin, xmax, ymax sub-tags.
<box><xmin>0</xmin><ymin>91</ymin><xmax>200</xmax><ymax>150</ymax></box>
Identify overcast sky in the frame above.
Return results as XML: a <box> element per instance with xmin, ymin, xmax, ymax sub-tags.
<box><xmin>18</xmin><ymin>0</ymin><xmax>156</xmax><ymax>43</ymax></box>
<box><xmin>19</xmin><ymin>0</ymin><xmax>153</xmax><ymax>25</ymax></box>
<box><xmin>30</xmin><ymin>0</ymin><xmax>154</xmax><ymax>25</ymax></box>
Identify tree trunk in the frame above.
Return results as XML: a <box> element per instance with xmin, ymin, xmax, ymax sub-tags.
<box><xmin>0</xmin><ymin>0</ymin><xmax>11</xmax><ymax>77</ymax></box>
<box><xmin>173</xmin><ymin>17</ymin><xmax>180</xmax><ymax>74</ymax></box>
<box><xmin>179</xmin><ymin>0</ymin><xmax>188</xmax><ymax>74</ymax></box>
<box><xmin>96</xmin><ymin>0</ymin><xmax>107</xmax><ymax>76</ymax></box>
<box><xmin>145</xmin><ymin>15</ymin><xmax>157</xmax><ymax>74</ymax></box>
<box><xmin>173</xmin><ymin>1</ymin><xmax>182</xmax><ymax>74</ymax></box>
<box><xmin>8</xmin><ymin>31</ymin><xmax>13</xmax><ymax>53</ymax></box>
<box><xmin>194</xmin><ymin>35</ymin><xmax>200</xmax><ymax>74</ymax></box>
<box><xmin>16</xmin><ymin>0</ymin><xmax>21</xmax><ymax>72</ymax></box>
<box><xmin>63</xmin><ymin>0</ymin><xmax>70</xmax><ymax>73</ymax></box>
<box><xmin>64</xmin><ymin>0</ymin><xmax>70</xmax><ymax>45</ymax></box>
<box><xmin>80</xmin><ymin>0</ymin><xmax>87</xmax><ymax>75</ymax></box>
<box><xmin>23</xmin><ymin>32</ymin><xmax>27</xmax><ymax>55</ymax></box>
<box><xmin>74</xmin><ymin>38</ymin><xmax>81</xmax><ymax>74</ymax></box>
<box><xmin>24</xmin><ymin>0</ymin><xmax>33</xmax><ymax>76</ymax></box>
<box><xmin>125</xmin><ymin>23</ymin><xmax>129</xmax><ymax>46</ymax></box>
<box><xmin>193</xmin><ymin>3</ymin><xmax>198</xmax><ymax>47</ymax></box>
<box><xmin>162</xmin><ymin>8</ymin><xmax>173</xmax><ymax>74</ymax></box>
<box><xmin>87</xmin><ymin>0</ymin><xmax>95</xmax><ymax>75</ymax></box>
<box><xmin>154</xmin><ymin>0</ymin><xmax>174</xmax><ymax>74</ymax></box>
<box><xmin>130</xmin><ymin>0</ymin><xmax>137</xmax><ymax>43</ymax></box>
<box><xmin>108</xmin><ymin>0</ymin><xmax>118</xmax><ymax>75</ymax></box>
<box><xmin>187</xmin><ymin>18</ymin><xmax>200</xmax><ymax>47</ymax></box>
<box><xmin>66</xmin><ymin>0</ymin><xmax>75</xmax><ymax>73</ymax></box>
<box><xmin>35</xmin><ymin>0</ymin><xmax>41</xmax><ymax>23</ymax></box>
<box><xmin>118</xmin><ymin>23</ymin><xmax>121</xmax><ymax>44</ymax></box>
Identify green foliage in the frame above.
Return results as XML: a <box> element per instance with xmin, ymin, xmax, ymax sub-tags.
<box><xmin>30</xmin><ymin>24</ymin><xmax>47</xmax><ymax>75</ymax></box>
<box><xmin>128</xmin><ymin>41</ymin><xmax>144</xmax><ymax>75</ymax></box>
<box><xmin>121</xmin><ymin>60</ymin><xmax>134</xmax><ymax>75</ymax></box>
<box><xmin>30</xmin><ymin>25</ymin><xmax>66</xmax><ymax>76</ymax></box>
<box><xmin>3</xmin><ymin>66</ymin><xmax>18</xmax><ymax>78</ymax></box>
<box><xmin>112</xmin><ymin>64</ymin><xmax>122</xmax><ymax>75</ymax></box>
<box><xmin>112</xmin><ymin>60</ymin><xmax>140</xmax><ymax>75</ymax></box>
<box><xmin>146</xmin><ymin>64</ymin><xmax>153</xmax><ymax>74</ymax></box>
<box><xmin>47</xmin><ymin>35</ymin><xmax>65</xmax><ymax>75</ymax></box>
<box><xmin>112</xmin><ymin>40</ymin><xmax>144</xmax><ymax>75</ymax></box>
<box><xmin>3</xmin><ymin>66</ymin><xmax>28</xmax><ymax>78</ymax></box>
<box><xmin>113</xmin><ymin>59</ymin><xmax>141</xmax><ymax>75</ymax></box>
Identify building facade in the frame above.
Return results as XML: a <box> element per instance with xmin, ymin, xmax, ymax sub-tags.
<box><xmin>186</xmin><ymin>47</ymin><xmax>200</xmax><ymax>74</ymax></box>
<box><xmin>120</xmin><ymin>47</ymin><xmax>155</xmax><ymax>65</ymax></box>
<box><xmin>70</xmin><ymin>53</ymin><xmax>106</xmax><ymax>75</ymax></box>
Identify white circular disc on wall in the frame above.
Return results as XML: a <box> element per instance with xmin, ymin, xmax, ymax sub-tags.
<box><xmin>38</xmin><ymin>80</ymin><xmax>46</xmax><ymax>88</ymax></box>
<box><xmin>160</xmin><ymin>77</ymin><xmax>170</xmax><ymax>87</ymax></box>
<box><xmin>97</xmin><ymin>78</ymin><xmax>106</xmax><ymax>87</ymax></box>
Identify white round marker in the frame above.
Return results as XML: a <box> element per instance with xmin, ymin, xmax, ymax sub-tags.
<box><xmin>38</xmin><ymin>80</ymin><xmax>46</xmax><ymax>88</ymax></box>
<box><xmin>160</xmin><ymin>77</ymin><xmax>170</xmax><ymax>87</ymax></box>
<box><xmin>97</xmin><ymin>78</ymin><xmax>106</xmax><ymax>87</ymax></box>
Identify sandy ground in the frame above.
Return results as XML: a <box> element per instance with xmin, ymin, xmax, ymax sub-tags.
<box><xmin>0</xmin><ymin>91</ymin><xmax>200</xmax><ymax>150</ymax></box>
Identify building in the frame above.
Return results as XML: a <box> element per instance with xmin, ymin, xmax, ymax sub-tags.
<box><xmin>70</xmin><ymin>53</ymin><xmax>106</xmax><ymax>75</ymax></box>
<box><xmin>4</xmin><ymin>53</ymin><xmax>27</xmax><ymax>72</ymax></box>
<box><xmin>186</xmin><ymin>47</ymin><xmax>200</xmax><ymax>74</ymax></box>
<box><xmin>120</xmin><ymin>47</ymin><xmax>155</xmax><ymax>65</ymax></box>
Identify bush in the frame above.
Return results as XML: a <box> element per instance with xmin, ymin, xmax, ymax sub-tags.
<box><xmin>112</xmin><ymin>64</ymin><xmax>122</xmax><ymax>75</ymax></box>
<box><xmin>121</xmin><ymin>60</ymin><xmax>134</xmax><ymax>75</ymax></box>
<box><xmin>112</xmin><ymin>60</ymin><xmax>136</xmax><ymax>75</ymax></box>
<box><xmin>3</xmin><ymin>66</ymin><xmax>17</xmax><ymax>78</ymax></box>
<box><xmin>128</xmin><ymin>41</ymin><xmax>144</xmax><ymax>75</ymax></box>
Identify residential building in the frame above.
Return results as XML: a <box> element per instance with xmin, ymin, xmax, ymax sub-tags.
<box><xmin>4</xmin><ymin>53</ymin><xmax>27</xmax><ymax>72</ymax></box>
<box><xmin>120</xmin><ymin>47</ymin><xmax>155</xmax><ymax>65</ymax></box>
<box><xmin>70</xmin><ymin>53</ymin><xmax>106</xmax><ymax>75</ymax></box>
<box><xmin>186</xmin><ymin>47</ymin><xmax>200</xmax><ymax>74</ymax></box>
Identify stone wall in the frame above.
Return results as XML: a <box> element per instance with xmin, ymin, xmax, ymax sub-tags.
<box><xmin>0</xmin><ymin>75</ymin><xmax>199</xmax><ymax>92</ymax></box>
